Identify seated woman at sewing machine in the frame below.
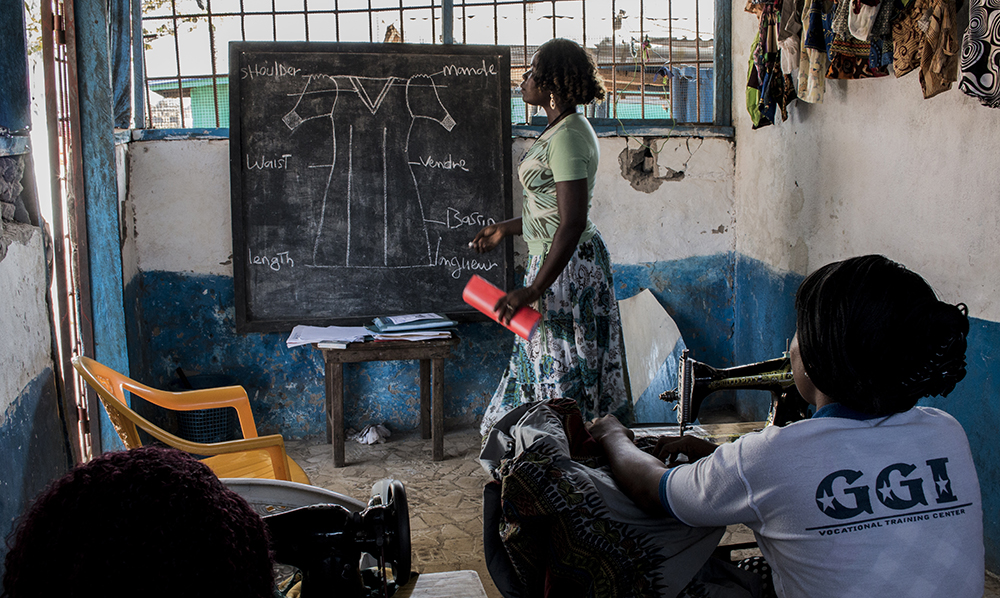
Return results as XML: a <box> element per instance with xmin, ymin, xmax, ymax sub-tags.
<box><xmin>588</xmin><ymin>254</ymin><xmax>984</xmax><ymax>597</ymax></box>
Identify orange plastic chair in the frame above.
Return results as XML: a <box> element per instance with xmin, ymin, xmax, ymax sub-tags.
<box><xmin>72</xmin><ymin>356</ymin><xmax>310</xmax><ymax>484</ymax></box>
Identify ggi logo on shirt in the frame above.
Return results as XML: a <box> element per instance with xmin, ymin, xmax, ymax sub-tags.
<box><xmin>815</xmin><ymin>458</ymin><xmax>958</xmax><ymax>520</ymax></box>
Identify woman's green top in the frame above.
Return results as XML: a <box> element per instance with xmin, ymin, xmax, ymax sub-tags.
<box><xmin>518</xmin><ymin>113</ymin><xmax>599</xmax><ymax>256</ymax></box>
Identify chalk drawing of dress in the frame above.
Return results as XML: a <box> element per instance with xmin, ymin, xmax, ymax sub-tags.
<box><xmin>282</xmin><ymin>72</ymin><xmax>456</xmax><ymax>268</ymax></box>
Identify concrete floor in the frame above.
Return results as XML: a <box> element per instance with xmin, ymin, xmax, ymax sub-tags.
<box><xmin>285</xmin><ymin>424</ymin><xmax>1000</xmax><ymax>598</ymax></box>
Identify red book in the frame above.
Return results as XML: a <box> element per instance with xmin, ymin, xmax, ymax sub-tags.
<box><xmin>462</xmin><ymin>275</ymin><xmax>542</xmax><ymax>341</ymax></box>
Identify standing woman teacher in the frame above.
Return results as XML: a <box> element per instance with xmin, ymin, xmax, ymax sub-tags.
<box><xmin>472</xmin><ymin>38</ymin><xmax>633</xmax><ymax>435</ymax></box>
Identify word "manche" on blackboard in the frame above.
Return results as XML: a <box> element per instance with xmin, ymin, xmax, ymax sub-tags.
<box><xmin>442</xmin><ymin>60</ymin><xmax>498</xmax><ymax>77</ymax></box>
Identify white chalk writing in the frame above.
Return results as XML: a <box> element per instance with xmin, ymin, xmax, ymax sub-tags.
<box><xmin>247</xmin><ymin>153</ymin><xmax>292</xmax><ymax>170</ymax></box>
<box><xmin>416</xmin><ymin>154</ymin><xmax>469</xmax><ymax>172</ymax></box>
<box><xmin>446</xmin><ymin>208</ymin><xmax>495</xmax><ymax>229</ymax></box>
<box><xmin>249</xmin><ymin>248</ymin><xmax>294</xmax><ymax>272</ymax></box>
<box><xmin>442</xmin><ymin>60</ymin><xmax>498</xmax><ymax>77</ymax></box>
<box><xmin>241</xmin><ymin>62</ymin><xmax>302</xmax><ymax>80</ymax></box>
<box><xmin>437</xmin><ymin>255</ymin><xmax>498</xmax><ymax>279</ymax></box>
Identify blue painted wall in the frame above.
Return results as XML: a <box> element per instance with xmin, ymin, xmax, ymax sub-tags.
<box><xmin>0</xmin><ymin>370</ymin><xmax>71</xmax><ymax>582</ymax></box>
<box><xmin>0</xmin><ymin>0</ymin><xmax>30</xmax><ymax>133</ymax></box>
<box><xmin>130</xmin><ymin>271</ymin><xmax>510</xmax><ymax>437</ymax></box>
<box><xmin>129</xmin><ymin>254</ymin><xmax>739</xmax><ymax>436</ymax></box>
<box><xmin>925</xmin><ymin>318</ymin><xmax>1000</xmax><ymax>573</ymax></box>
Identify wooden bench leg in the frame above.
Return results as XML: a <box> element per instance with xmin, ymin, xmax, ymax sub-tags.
<box><xmin>420</xmin><ymin>359</ymin><xmax>431</xmax><ymax>440</ymax></box>
<box><xmin>327</xmin><ymin>361</ymin><xmax>345</xmax><ymax>468</ymax></box>
<box><xmin>432</xmin><ymin>357</ymin><xmax>444</xmax><ymax>461</ymax></box>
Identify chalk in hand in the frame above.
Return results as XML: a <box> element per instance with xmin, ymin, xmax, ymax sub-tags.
<box><xmin>468</xmin><ymin>242</ymin><xmax>474</xmax><ymax>248</ymax></box>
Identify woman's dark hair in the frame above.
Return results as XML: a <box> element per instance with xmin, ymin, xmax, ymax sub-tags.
<box><xmin>795</xmin><ymin>254</ymin><xmax>969</xmax><ymax>416</ymax></box>
<box><xmin>533</xmin><ymin>38</ymin><xmax>606</xmax><ymax>105</ymax></box>
<box><xmin>2</xmin><ymin>446</ymin><xmax>275</xmax><ymax>598</ymax></box>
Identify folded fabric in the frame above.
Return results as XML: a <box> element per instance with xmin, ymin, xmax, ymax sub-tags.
<box><xmin>480</xmin><ymin>399</ymin><xmax>750</xmax><ymax>597</ymax></box>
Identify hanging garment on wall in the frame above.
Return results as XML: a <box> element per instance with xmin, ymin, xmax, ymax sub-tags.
<box><xmin>826</xmin><ymin>0</ymin><xmax>892</xmax><ymax>78</ymax></box>
<box><xmin>960</xmin><ymin>0</ymin><xmax>1000</xmax><ymax>106</ymax></box>
<box><xmin>798</xmin><ymin>0</ymin><xmax>829</xmax><ymax>102</ymax></box>
<box><xmin>848</xmin><ymin>1</ymin><xmax>881</xmax><ymax>40</ymax></box>
<box><xmin>892</xmin><ymin>0</ymin><xmax>926</xmax><ymax>76</ymax></box>
<box><xmin>748</xmin><ymin>34</ymin><xmax>777</xmax><ymax>127</ymax></box>
<box><xmin>893</xmin><ymin>0</ymin><xmax>959</xmax><ymax>95</ymax></box>
<box><xmin>918</xmin><ymin>0</ymin><xmax>960</xmax><ymax>97</ymax></box>
<box><xmin>480</xmin><ymin>399</ymin><xmax>760</xmax><ymax>598</ymax></box>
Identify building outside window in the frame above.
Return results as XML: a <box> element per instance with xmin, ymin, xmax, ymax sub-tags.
<box><xmin>141</xmin><ymin>0</ymin><xmax>723</xmax><ymax>130</ymax></box>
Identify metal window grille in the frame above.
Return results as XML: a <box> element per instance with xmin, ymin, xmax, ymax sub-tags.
<box><xmin>141</xmin><ymin>0</ymin><xmax>716</xmax><ymax>129</ymax></box>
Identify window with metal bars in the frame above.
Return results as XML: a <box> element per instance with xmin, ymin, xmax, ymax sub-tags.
<box><xmin>140</xmin><ymin>0</ymin><xmax>726</xmax><ymax>131</ymax></box>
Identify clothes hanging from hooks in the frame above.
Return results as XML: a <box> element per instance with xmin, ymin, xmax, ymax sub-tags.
<box><xmin>959</xmin><ymin>0</ymin><xmax>1000</xmax><ymax>107</ymax></box>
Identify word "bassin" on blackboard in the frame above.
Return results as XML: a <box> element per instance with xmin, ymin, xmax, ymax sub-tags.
<box><xmin>437</xmin><ymin>255</ymin><xmax>498</xmax><ymax>279</ymax></box>
<box><xmin>247</xmin><ymin>153</ymin><xmax>292</xmax><ymax>170</ymax></box>
<box><xmin>446</xmin><ymin>208</ymin><xmax>495</xmax><ymax>229</ymax></box>
<box><xmin>241</xmin><ymin>62</ymin><xmax>302</xmax><ymax>80</ymax></box>
<box><xmin>249</xmin><ymin>249</ymin><xmax>294</xmax><ymax>271</ymax></box>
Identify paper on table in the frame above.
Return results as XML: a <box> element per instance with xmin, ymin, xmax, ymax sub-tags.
<box><xmin>382</xmin><ymin>313</ymin><xmax>445</xmax><ymax>325</ymax></box>
<box><xmin>286</xmin><ymin>325</ymin><xmax>370</xmax><ymax>347</ymax></box>
<box><xmin>371</xmin><ymin>330</ymin><xmax>453</xmax><ymax>342</ymax></box>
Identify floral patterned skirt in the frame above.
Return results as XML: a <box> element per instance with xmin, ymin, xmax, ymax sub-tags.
<box><xmin>479</xmin><ymin>233</ymin><xmax>633</xmax><ymax>436</ymax></box>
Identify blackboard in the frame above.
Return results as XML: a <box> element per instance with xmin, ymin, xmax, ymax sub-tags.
<box><xmin>229</xmin><ymin>42</ymin><xmax>513</xmax><ymax>332</ymax></box>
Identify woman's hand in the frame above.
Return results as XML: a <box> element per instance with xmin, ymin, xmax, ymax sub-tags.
<box><xmin>651</xmin><ymin>435</ymin><xmax>718</xmax><ymax>465</ymax></box>
<box><xmin>470</xmin><ymin>224</ymin><xmax>504</xmax><ymax>253</ymax></box>
<box><xmin>586</xmin><ymin>414</ymin><xmax>635</xmax><ymax>445</ymax></box>
<box><xmin>493</xmin><ymin>286</ymin><xmax>541</xmax><ymax>325</ymax></box>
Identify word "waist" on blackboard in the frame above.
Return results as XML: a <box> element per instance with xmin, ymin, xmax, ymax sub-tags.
<box><xmin>247</xmin><ymin>153</ymin><xmax>292</xmax><ymax>170</ymax></box>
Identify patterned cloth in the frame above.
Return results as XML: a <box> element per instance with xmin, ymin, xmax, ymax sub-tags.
<box><xmin>960</xmin><ymin>0</ymin><xmax>1000</xmax><ymax>107</ymax></box>
<box><xmin>798</xmin><ymin>0</ymin><xmax>829</xmax><ymax>103</ymax></box>
<box><xmin>481</xmin><ymin>400</ymin><xmax>759</xmax><ymax>598</ymax></box>
<box><xmin>918</xmin><ymin>0</ymin><xmax>960</xmax><ymax>98</ymax></box>
<box><xmin>479</xmin><ymin>234</ymin><xmax>632</xmax><ymax>435</ymax></box>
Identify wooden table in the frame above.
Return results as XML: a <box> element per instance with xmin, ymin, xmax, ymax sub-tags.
<box><xmin>316</xmin><ymin>336</ymin><xmax>459</xmax><ymax>467</ymax></box>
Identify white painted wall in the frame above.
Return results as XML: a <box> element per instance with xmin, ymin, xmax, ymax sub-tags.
<box><xmin>731</xmin><ymin>2</ymin><xmax>1000</xmax><ymax>321</ymax></box>
<box><xmin>0</xmin><ymin>224</ymin><xmax>52</xmax><ymax>424</ymax></box>
<box><xmin>130</xmin><ymin>137</ymin><xmax>737</xmax><ymax>277</ymax></box>
<box><xmin>128</xmin><ymin>139</ymin><xmax>234</xmax><ymax>277</ymax></box>
<box><xmin>590</xmin><ymin>136</ymin><xmax>736</xmax><ymax>264</ymax></box>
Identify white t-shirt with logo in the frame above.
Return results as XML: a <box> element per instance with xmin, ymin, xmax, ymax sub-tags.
<box><xmin>661</xmin><ymin>405</ymin><xmax>984</xmax><ymax>598</ymax></box>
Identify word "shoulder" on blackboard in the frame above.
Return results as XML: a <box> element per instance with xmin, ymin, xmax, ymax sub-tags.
<box><xmin>249</xmin><ymin>248</ymin><xmax>295</xmax><ymax>271</ymax></box>
<box><xmin>241</xmin><ymin>62</ymin><xmax>302</xmax><ymax>80</ymax></box>
<box><xmin>247</xmin><ymin>153</ymin><xmax>292</xmax><ymax>170</ymax></box>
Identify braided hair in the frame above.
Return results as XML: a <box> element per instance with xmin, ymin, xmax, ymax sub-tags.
<box><xmin>533</xmin><ymin>38</ymin><xmax>606</xmax><ymax>106</ymax></box>
<box><xmin>2</xmin><ymin>446</ymin><xmax>275</xmax><ymax>598</ymax></box>
<box><xmin>795</xmin><ymin>255</ymin><xmax>969</xmax><ymax>416</ymax></box>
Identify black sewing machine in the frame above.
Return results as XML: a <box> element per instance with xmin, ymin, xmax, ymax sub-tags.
<box><xmin>264</xmin><ymin>479</ymin><xmax>411</xmax><ymax>598</ymax></box>
<box><xmin>659</xmin><ymin>351</ymin><xmax>811</xmax><ymax>433</ymax></box>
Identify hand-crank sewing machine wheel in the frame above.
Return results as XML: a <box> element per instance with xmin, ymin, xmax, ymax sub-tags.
<box><xmin>370</xmin><ymin>478</ymin><xmax>412</xmax><ymax>587</ymax></box>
